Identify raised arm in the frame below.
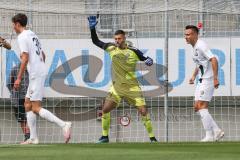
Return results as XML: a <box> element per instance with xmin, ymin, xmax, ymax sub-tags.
<box><xmin>88</xmin><ymin>16</ymin><xmax>109</xmax><ymax>50</ymax></box>
<box><xmin>90</xmin><ymin>28</ymin><xmax>108</xmax><ymax>49</ymax></box>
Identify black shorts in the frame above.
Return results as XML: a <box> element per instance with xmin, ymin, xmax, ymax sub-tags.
<box><xmin>14</xmin><ymin>99</ymin><xmax>27</xmax><ymax>122</ymax></box>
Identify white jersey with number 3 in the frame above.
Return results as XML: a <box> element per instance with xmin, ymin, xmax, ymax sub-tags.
<box><xmin>192</xmin><ymin>39</ymin><xmax>215</xmax><ymax>79</ymax></box>
<box><xmin>17</xmin><ymin>29</ymin><xmax>47</xmax><ymax>79</ymax></box>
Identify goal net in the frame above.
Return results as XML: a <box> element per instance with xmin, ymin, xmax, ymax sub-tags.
<box><xmin>0</xmin><ymin>0</ymin><xmax>240</xmax><ymax>143</ymax></box>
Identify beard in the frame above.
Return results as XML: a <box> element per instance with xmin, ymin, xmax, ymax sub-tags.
<box><xmin>115</xmin><ymin>42</ymin><xmax>125</xmax><ymax>49</ymax></box>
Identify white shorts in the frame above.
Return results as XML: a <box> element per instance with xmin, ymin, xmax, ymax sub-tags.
<box><xmin>26</xmin><ymin>76</ymin><xmax>46</xmax><ymax>101</ymax></box>
<box><xmin>194</xmin><ymin>78</ymin><xmax>214</xmax><ymax>102</ymax></box>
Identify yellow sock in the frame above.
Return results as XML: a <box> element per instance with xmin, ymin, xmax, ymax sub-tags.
<box><xmin>102</xmin><ymin>112</ymin><xmax>110</xmax><ymax>136</ymax></box>
<box><xmin>142</xmin><ymin>114</ymin><xmax>155</xmax><ymax>138</ymax></box>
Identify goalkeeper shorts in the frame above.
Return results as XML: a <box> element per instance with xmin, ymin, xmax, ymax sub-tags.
<box><xmin>106</xmin><ymin>83</ymin><xmax>146</xmax><ymax>107</ymax></box>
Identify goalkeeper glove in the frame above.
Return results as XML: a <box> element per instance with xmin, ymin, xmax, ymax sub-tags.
<box><xmin>87</xmin><ymin>16</ymin><xmax>98</xmax><ymax>29</ymax></box>
<box><xmin>145</xmin><ymin>57</ymin><xmax>153</xmax><ymax>66</ymax></box>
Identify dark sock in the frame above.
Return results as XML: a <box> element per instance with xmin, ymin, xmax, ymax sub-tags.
<box><xmin>24</xmin><ymin>133</ymin><xmax>30</xmax><ymax>141</ymax></box>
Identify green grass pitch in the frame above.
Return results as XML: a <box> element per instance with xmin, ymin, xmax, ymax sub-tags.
<box><xmin>0</xmin><ymin>142</ymin><xmax>240</xmax><ymax>160</ymax></box>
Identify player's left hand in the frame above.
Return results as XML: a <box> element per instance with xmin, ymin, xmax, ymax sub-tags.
<box><xmin>13</xmin><ymin>79</ymin><xmax>21</xmax><ymax>90</ymax></box>
<box><xmin>145</xmin><ymin>57</ymin><xmax>153</xmax><ymax>66</ymax></box>
<box><xmin>214</xmin><ymin>78</ymin><xmax>219</xmax><ymax>89</ymax></box>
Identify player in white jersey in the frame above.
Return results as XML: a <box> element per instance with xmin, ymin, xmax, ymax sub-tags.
<box><xmin>185</xmin><ymin>25</ymin><xmax>224</xmax><ymax>142</ymax></box>
<box><xmin>12</xmin><ymin>13</ymin><xmax>72</xmax><ymax>144</ymax></box>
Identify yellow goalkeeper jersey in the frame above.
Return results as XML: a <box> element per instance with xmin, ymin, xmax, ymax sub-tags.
<box><xmin>105</xmin><ymin>45</ymin><xmax>140</xmax><ymax>85</ymax></box>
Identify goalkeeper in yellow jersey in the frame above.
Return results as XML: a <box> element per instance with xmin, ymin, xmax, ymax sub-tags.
<box><xmin>88</xmin><ymin>16</ymin><xmax>157</xmax><ymax>143</ymax></box>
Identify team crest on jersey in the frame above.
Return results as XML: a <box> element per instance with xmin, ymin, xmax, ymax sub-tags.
<box><xmin>125</xmin><ymin>52</ymin><xmax>130</xmax><ymax>60</ymax></box>
<box><xmin>200</xmin><ymin>90</ymin><xmax>204</xmax><ymax>95</ymax></box>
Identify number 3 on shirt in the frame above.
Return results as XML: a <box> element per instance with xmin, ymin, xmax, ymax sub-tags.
<box><xmin>32</xmin><ymin>37</ymin><xmax>41</xmax><ymax>56</ymax></box>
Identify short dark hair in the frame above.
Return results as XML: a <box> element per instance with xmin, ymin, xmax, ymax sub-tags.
<box><xmin>185</xmin><ymin>25</ymin><xmax>199</xmax><ymax>34</ymax></box>
<box><xmin>114</xmin><ymin>30</ymin><xmax>125</xmax><ymax>35</ymax></box>
<box><xmin>12</xmin><ymin>13</ymin><xmax>28</xmax><ymax>27</ymax></box>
